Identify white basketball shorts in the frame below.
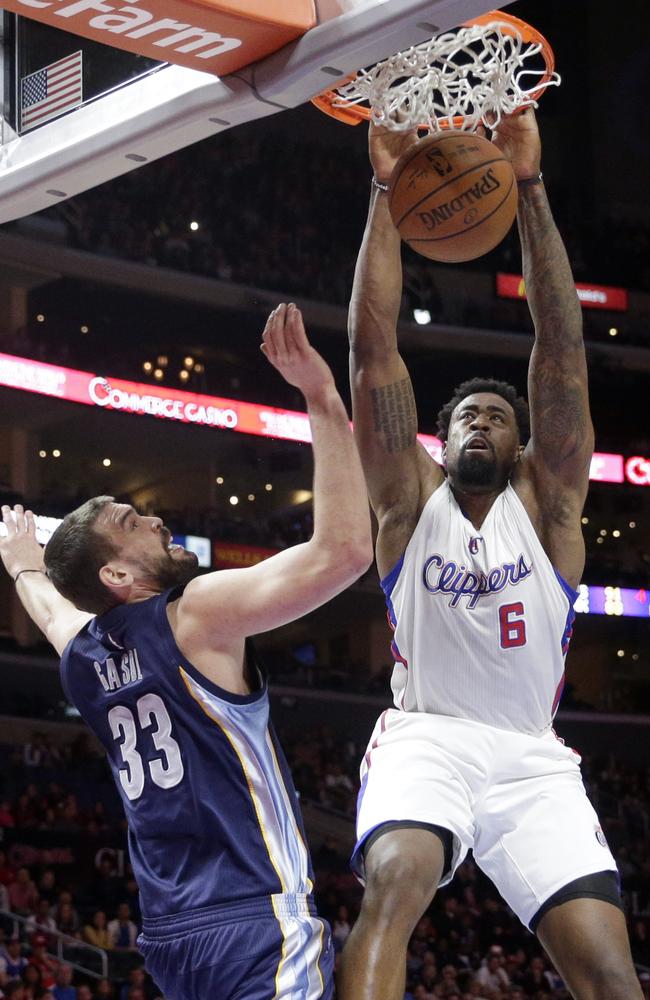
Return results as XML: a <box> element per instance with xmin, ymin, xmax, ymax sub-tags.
<box><xmin>353</xmin><ymin>709</ymin><xmax>617</xmax><ymax>929</ymax></box>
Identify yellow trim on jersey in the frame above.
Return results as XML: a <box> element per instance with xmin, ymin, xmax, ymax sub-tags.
<box><xmin>178</xmin><ymin>667</ymin><xmax>287</xmax><ymax>894</ymax></box>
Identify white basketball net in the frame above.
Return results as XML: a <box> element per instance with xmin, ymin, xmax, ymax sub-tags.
<box><xmin>333</xmin><ymin>20</ymin><xmax>561</xmax><ymax>132</ymax></box>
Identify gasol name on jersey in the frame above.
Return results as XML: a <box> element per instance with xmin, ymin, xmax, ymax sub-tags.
<box><xmin>422</xmin><ymin>553</ymin><xmax>533</xmax><ymax>609</ymax></box>
<box><xmin>94</xmin><ymin>649</ymin><xmax>143</xmax><ymax>692</ymax></box>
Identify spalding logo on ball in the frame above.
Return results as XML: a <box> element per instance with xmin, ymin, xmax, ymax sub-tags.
<box><xmin>388</xmin><ymin>131</ymin><xmax>517</xmax><ymax>263</ymax></box>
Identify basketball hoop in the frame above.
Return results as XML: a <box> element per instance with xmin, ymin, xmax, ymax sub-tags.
<box><xmin>311</xmin><ymin>11</ymin><xmax>560</xmax><ymax>133</ymax></box>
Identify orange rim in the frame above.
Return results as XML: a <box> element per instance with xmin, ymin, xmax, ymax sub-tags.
<box><xmin>310</xmin><ymin>9</ymin><xmax>556</xmax><ymax>129</ymax></box>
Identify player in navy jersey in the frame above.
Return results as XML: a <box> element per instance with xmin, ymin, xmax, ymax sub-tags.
<box><xmin>0</xmin><ymin>303</ymin><xmax>373</xmax><ymax>1000</ymax></box>
<box><xmin>340</xmin><ymin>111</ymin><xmax>642</xmax><ymax>1000</ymax></box>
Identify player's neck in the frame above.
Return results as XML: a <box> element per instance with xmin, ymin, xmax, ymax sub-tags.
<box><xmin>449</xmin><ymin>483</ymin><xmax>504</xmax><ymax>531</ymax></box>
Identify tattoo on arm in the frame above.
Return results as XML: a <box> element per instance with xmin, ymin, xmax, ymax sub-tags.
<box><xmin>519</xmin><ymin>186</ymin><xmax>593</xmax><ymax>466</ymax></box>
<box><xmin>370</xmin><ymin>378</ymin><xmax>417</xmax><ymax>453</ymax></box>
<box><xmin>529</xmin><ymin>353</ymin><xmax>589</xmax><ymax>462</ymax></box>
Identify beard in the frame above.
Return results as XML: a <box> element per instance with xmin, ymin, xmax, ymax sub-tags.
<box><xmin>455</xmin><ymin>447</ymin><xmax>500</xmax><ymax>489</ymax></box>
<box><xmin>148</xmin><ymin>550</ymin><xmax>200</xmax><ymax>590</ymax></box>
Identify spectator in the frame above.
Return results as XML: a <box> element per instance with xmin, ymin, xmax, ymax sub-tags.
<box><xmin>52</xmin><ymin>964</ymin><xmax>77</xmax><ymax>1000</ymax></box>
<box><xmin>27</xmin><ymin>934</ymin><xmax>59</xmax><ymax>990</ymax></box>
<box><xmin>54</xmin><ymin>902</ymin><xmax>81</xmax><ymax>939</ymax></box>
<box><xmin>26</xmin><ymin>899</ymin><xmax>57</xmax><ymax>941</ymax></box>
<box><xmin>0</xmin><ymin>940</ymin><xmax>27</xmax><ymax>982</ymax></box>
<box><xmin>474</xmin><ymin>949</ymin><xmax>511</xmax><ymax>992</ymax></box>
<box><xmin>118</xmin><ymin>967</ymin><xmax>149</xmax><ymax>1000</ymax></box>
<box><xmin>8</xmin><ymin>869</ymin><xmax>38</xmax><ymax>916</ymax></box>
<box><xmin>82</xmin><ymin>912</ymin><xmax>112</xmax><ymax>951</ymax></box>
<box><xmin>95</xmin><ymin>978</ymin><xmax>115</xmax><ymax>999</ymax></box>
<box><xmin>520</xmin><ymin>955</ymin><xmax>552</xmax><ymax>996</ymax></box>
<box><xmin>22</xmin><ymin>962</ymin><xmax>44</xmax><ymax>997</ymax></box>
<box><xmin>107</xmin><ymin>904</ymin><xmax>138</xmax><ymax>951</ymax></box>
<box><xmin>76</xmin><ymin>987</ymin><xmax>94</xmax><ymax>1000</ymax></box>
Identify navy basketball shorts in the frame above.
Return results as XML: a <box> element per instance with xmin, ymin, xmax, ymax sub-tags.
<box><xmin>138</xmin><ymin>894</ymin><xmax>334</xmax><ymax>1000</ymax></box>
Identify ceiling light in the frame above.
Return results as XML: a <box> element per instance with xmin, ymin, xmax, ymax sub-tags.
<box><xmin>229</xmin><ymin>496</ymin><xmax>238</xmax><ymax>505</ymax></box>
<box><xmin>189</xmin><ymin>221</ymin><xmax>199</xmax><ymax>231</ymax></box>
<box><xmin>629</xmin><ymin>521</ymin><xmax>636</xmax><ymax>528</ymax></box>
<box><xmin>102</xmin><ymin>458</ymin><xmax>111</xmax><ymax>467</ymax></box>
<box><xmin>612</xmin><ymin>529</ymin><xmax>621</xmax><ymax>538</ymax></box>
<box><xmin>143</xmin><ymin>361</ymin><xmax>153</xmax><ymax>373</ymax></box>
<box><xmin>157</xmin><ymin>355</ymin><xmax>168</xmax><ymax>367</ymax></box>
<box><xmin>581</xmin><ymin>517</ymin><xmax>589</xmax><ymax>525</ymax></box>
<box><xmin>80</xmin><ymin>325</ymin><xmax>89</xmax><ymax>334</ymax></box>
<box><xmin>184</xmin><ymin>356</ymin><xmax>194</xmax><ymax>368</ymax></box>
<box><xmin>52</xmin><ymin>449</ymin><xmax>61</xmax><ymax>458</ymax></box>
<box><xmin>216</xmin><ymin>476</ymin><xmax>224</xmax><ymax>485</ymax></box>
<box><xmin>248</xmin><ymin>494</ymin><xmax>255</xmax><ymax>501</ymax></box>
<box><xmin>413</xmin><ymin>308</ymin><xmax>431</xmax><ymax>325</ymax></box>
<box><xmin>179</xmin><ymin>370</ymin><xmax>189</xmax><ymax>382</ymax></box>
<box><xmin>617</xmin><ymin>649</ymin><xmax>625</xmax><ymax>657</ymax></box>
<box><xmin>265</xmin><ymin>483</ymin><xmax>273</xmax><ymax>492</ymax></box>
<box><xmin>599</xmin><ymin>529</ymin><xmax>607</xmax><ymax>537</ymax></box>
<box><xmin>608</xmin><ymin>327</ymin><xmax>618</xmax><ymax>336</ymax></box>
<box><xmin>39</xmin><ymin>450</ymin><xmax>47</xmax><ymax>458</ymax></box>
<box><xmin>36</xmin><ymin>314</ymin><xmax>45</xmax><ymax>323</ymax></box>
<box><xmin>153</xmin><ymin>368</ymin><xmax>164</xmax><ymax>380</ymax></box>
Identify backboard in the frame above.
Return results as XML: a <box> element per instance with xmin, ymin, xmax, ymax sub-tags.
<box><xmin>0</xmin><ymin>0</ymin><xmax>503</xmax><ymax>223</ymax></box>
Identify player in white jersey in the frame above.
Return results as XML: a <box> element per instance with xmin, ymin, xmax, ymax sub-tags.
<box><xmin>340</xmin><ymin>109</ymin><xmax>642</xmax><ymax>1000</ymax></box>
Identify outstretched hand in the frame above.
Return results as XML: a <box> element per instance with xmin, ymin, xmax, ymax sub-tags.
<box><xmin>261</xmin><ymin>303</ymin><xmax>336</xmax><ymax>401</ymax></box>
<box><xmin>487</xmin><ymin>106</ymin><xmax>541</xmax><ymax>181</ymax></box>
<box><xmin>0</xmin><ymin>505</ymin><xmax>45</xmax><ymax>580</ymax></box>
<box><xmin>369</xmin><ymin>121</ymin><xmax>419</xmax><ymax>185</ymax></box>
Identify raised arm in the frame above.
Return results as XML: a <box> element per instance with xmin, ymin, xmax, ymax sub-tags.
<box><xmin>0</xmin><ymin>506</ymin><xmax>92</xmax><ymax>655</ymax></box>
<box><xmin>349</xmin><ymin>125</ymin><xmax>443</xmax><ymax>576</ymax></box>
<box><xmin>177</xmin><ymin>303</ymin><xmax>373</xmax><ymax>642</ymax></box>
<box><xmin>492</xmin><ymin>109</ymin><xmax>594</xmax><ymax>583</ymax></box>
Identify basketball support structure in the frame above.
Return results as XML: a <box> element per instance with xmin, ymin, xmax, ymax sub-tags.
<box><xmin>0</xmin><ymin>0</ymin><xmax>502</xmax><ymax>223</ymax></box>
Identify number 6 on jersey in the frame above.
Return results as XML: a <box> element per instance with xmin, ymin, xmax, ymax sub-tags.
<box><xmin>499</xmin><ymin>602</ymin><xmax>527</xmax><ymax>649</ymax></box>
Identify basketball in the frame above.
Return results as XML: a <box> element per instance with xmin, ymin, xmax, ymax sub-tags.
<box><xmin>388</xmin><ymin>131</ymin><xmax>518</xmax><ymax>263</ymax></box>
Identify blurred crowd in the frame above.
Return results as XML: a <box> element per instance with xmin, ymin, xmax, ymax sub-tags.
<box><xmin>1</xmin><ymin>732</ymin><xmax>649</xmax><ymax>999</ymax></box>
<box><xmin>53</xmin><ymin>130</ymin><xmax>650</xmax><ymax>304</ymax></box>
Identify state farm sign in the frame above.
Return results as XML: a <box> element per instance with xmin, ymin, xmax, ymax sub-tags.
<box><xmin>1</xmin><ymin>0</ymin><xmax>315</xmax><ymax>76</ymax></box>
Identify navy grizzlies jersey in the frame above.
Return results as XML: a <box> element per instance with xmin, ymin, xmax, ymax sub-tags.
<box><xmin>60</xmin><ymin>588</ymin><xmax>315</xmax><ymax>920</ymax></box>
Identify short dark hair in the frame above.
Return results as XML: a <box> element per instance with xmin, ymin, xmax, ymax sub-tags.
<box><xmin>44</xmin><ymin>496</ymin><xmax>119</xmax><ymax>615</ymax></box>
<box><xmin>436</xmin><ymin>377</ymin><xmax>530</xmax><ymax>445</ymax></box>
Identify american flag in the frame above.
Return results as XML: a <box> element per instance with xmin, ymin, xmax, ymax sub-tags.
<box><xmin>21</xmin><ymin>51</ymin><xmax>83</xmax><ymax>132</ymax></box>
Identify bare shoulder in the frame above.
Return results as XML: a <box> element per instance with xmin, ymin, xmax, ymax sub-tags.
<box><xmin>167</xmin><ymin>595</ymin><xmax>252</xmax><ymax>695</ymax></box>
<box><xmin>375</xmin><ymin>451</ymin><xmax>444</xmax><ymax>579</ymax></box>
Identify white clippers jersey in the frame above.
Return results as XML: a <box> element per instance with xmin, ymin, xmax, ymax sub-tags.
<box><xmin>382</xmin><ymin>481</ymin><xmax>577</xmax><ymax>735</ymax></box>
